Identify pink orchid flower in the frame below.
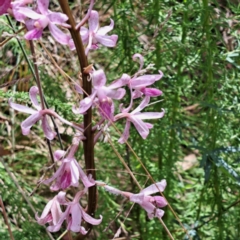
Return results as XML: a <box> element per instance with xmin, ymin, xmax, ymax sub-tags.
<box><xmin>35</xmin><ymin>193</ymin><xmax>63</xmax><ymax>226</ymax></box>
<box><xmin>16</xmin><ymin>0</ymin><xmax>72</xmax><ymax>47</ymax></box>
<box><xmin>0</xmin><ymin>0</ymin><xmax>11</xmax><ymax>15</ymax></box>
<box><xmin>114</xmin><ymin>96</ymin><xmax>165</xmax><ymax>143</ymax></box>
<box><xmin>9</xmin><ymin>86</ymin><xmax>83</xmax><ymax>140</ymax></box>
<box><xmin>9</xmin><ymin>86</ymin><xmax>56</xmax><ymax>140</ymax></box>
<box><xmin>128</xmin><ymin>180</ymin><xmax>167</xmax><ymax>219</ymax></box>
<box><xmin>77</xmin><ymin>10</ymin><xmax>118</xmax><ymax>55</ymax></box>
<box><xmin>98</xmin><ymin>179</ymin><xmax>167</xmax><ymax>220</ymax></box>
<box><xmin>43</xmin><ymin>142</ymin><xmax>95</xmax><ymax>191</ymax></box>
<box><xmin>47</xmin><ymin>190</ymin><xmax>102</xmax><ymax>233</ymax></box>
<box><xmin>129</xmin><ymin>54</ymin><xmax>163</xmax><ymax>99</ymax></box>
<box><xmin>73</xmin><ymin>69</ymin><xmax>126</xmax><ymax>120</ymax></box>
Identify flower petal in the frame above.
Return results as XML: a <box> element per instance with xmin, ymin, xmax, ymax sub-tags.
<box><xmin>98</xmin><ymin>100</ymin><xmax>113</xmax><ymax>120</ymax></box>
<box><xmin>21</xmin><ymin>112</ymin><xmax>42</xmax><ymax>135</ymax></box>
<box><xmin>29</xmin><ymin>86</ymin><xmax>41</xmax><ymax>110</ymax></box>
<box><xmin>35</xmin><ymin>199</ymin><xmax>54</xmax><ymax>224</ymax></box>
<box><xmin>131</xmin><ymin>96</ymin><xmax>150</xmax><ymax>114</ymax></box>
<box><xmin>105</xmin><ymin>88</ymin><xmax>126</xmax><ymax>100</ymax></box>
<box><xmin>77</xmin><ymin>164</ymin><xmax>95</xmax><ymax>188</ymax></box>
<box><xmin>80</xmin><ymin>226</ymin><xmax>88</xmax><ymax>235</ymax></box>
<box><xmin>129</xmin><ymin>193</ymin><xmax>145</xmax><ymax>204</ymax></box>
<box><xmin>51</xmin><ymin>199</ymin><xmax>63</xmax><ymax>225</ymax></box>
<box><xmin>42</xmin><ymin>115</ymin><xmax>56</xmax><ymax>140</ymax></box>
<box><xmin>57</xmin><ymin>191</ymin><xmax>67</xmax><ymax>204</ymax></box>
<box><xmin>47</xmin><ymin>209</ymin><xmax>68</xmax><ymax>232</ymax></box>
<box><xmin>43</xmin><ymin>164</ymin><xmax>65</xmax><ymax>189</ymax></box>
<box><xmin>141</xmin><ymin>87</ymin><xmax>162</xmax><ymax>97</ymax></box>
<box><xmin>60</xmin><ymin>169</ymin><xmax>72</xmax><ymax>190</ymax></box>
<box><xmin>132</xmin><ymin>89</ymin><xmax>143</xmax><ymax>99</ymax></box>
<box><xmin>80</xmin><ymin>27</ymin><xmax>89</xmax><ymax>44</ymax></box>
<box><xmin>131</xmin><ymin>74</ymin><xmax>161</xmax><ymax>88</ymax></box>
<box><xmin>81</xmin><ymin>209</ymin><xmax>102</xmax><ymax>225</ymax></box>
<box><xmin>97</xmin><ymin>18</ymin><xmax>114</xmax><ymax>35</ymax></box>
<box><xmin>108</xmin><ymin>74</ymin><xmax>130</xmax><ymax>89</ymax></box>
<box><xmin>37</xmin><ymin>0</ymin><xmax>49</xmax><ymax>15</ymax></box>
<box><xmin>95</xmin><ymin>34</ymin><xmax>118</xmax><ymax>47</ymax></box>
<box><xmin>0</xmin><ymin>0</ymin><xmax>11</xmax><ymax>15</ymax></box>
<box><xmin>88</xmin><ymin>10</ymin><xmax>99</xmax><ymax>32</ymax></box>
<box><xmin>69</xmin><ymin>159</ymin><xmax>80</xmax><ymax>186</ymax></box>
<box><xmin>153</xmin><ymin>196</ymin><xmax>168</xmax><ymax>208</ymax></box>
<box><xmin>139</xmin><ymin>201</ymin><xmax>157</xmax><ymax>219</ymax></box>
<box><xmin>130</xmin><ymin>117</ymin><xmax>149</xmax><ymax>139</ymax></box>
<box><xmin>140</xmin><ymin>179</ymin><xmax>167</xmax><ymax>195</ymax></box>
<box><xmin>74</xmin><ymin>94</ymin><xmax>94</xmax><ymax>114</ymax></box>
<box><xmin>118</xmin><ymin>120</ymin><xmax>131</xmax><ymax>144</ymax></box>
<box><xmin>48</xmin><ymin>12</ymin><xmax>68</xmax><ymax>25</ymax></box>
<box><xmin>48</xmin><ymin>23</ymin><xmax>71</xmax><ymax>45</ymax></box>
<box><xmin>9</xmin><ymin>98</ymin><xmax>37</xmax><ymax>115</ymax></box>
<box><xmin>53</xmin><ymin>150</ymin><xmax>66</xmax><ymax>161</ymax></box>
<box><xmin>17</xmin><ymin>7</ymin><xmax>42</xmax><ymax>19</ymax></box>
<box><xmin>25</xmin><ymin>28</ymin><xmax>43</xmax><ymax>40</ymax></box>
<box><xmin>92</xmin><ymin>69</ymin><xmax>107</xmax><ymax>88</ymax></box>
<box><xmin>134</xmin><ymin>111</ymin><xmax>165</xmax><ymax>120</ymax></box>
<box><xmin>69</xmin><ymin>204</ymin><xmax>82</xmax><ymax>232</ymax></box>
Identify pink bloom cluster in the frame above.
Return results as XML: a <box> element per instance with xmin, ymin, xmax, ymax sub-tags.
<box><xmin>3</xmin><ymin>0</ymin><xmax>118</xmax><ymax>53</ymax></box>
<box><xmin>74</xmin><ymin>53</ymin><xmax>164</xmax><ymax>143</ymax></box>
<box><xmin>6</xmin><ymin>0</ymin><xmax>167</xmax><ymax>235</ymax></box>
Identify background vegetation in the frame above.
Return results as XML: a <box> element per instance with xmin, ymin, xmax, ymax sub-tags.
<box><xmin>0</xmin><ymin>0</ymin><xmax>239</xmax><ymax>239</ymax></box>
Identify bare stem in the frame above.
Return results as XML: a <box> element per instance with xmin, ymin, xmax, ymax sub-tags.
<box><xmin>0</xmin><ymin>196</ymin><xmax>14</xmax><ymax>240</ymax></box>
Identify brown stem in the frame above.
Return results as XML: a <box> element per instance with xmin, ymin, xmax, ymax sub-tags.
<box><xmin>57</xmin><ymin>0</ymin><xmax>96</xmax><ymax>238</ymax></box>
<box><xmin>0</xmin><ymin>196</ymin><xmax>14</xmax><ymax>240</ymax></box>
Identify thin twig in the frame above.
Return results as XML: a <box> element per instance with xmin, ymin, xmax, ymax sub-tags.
<box><xmin>0</xmin><ymin>27</ymin><xmax>25</xmax><ymax>47</ymax></box>
<box><xmin>29</xmin><ymin>41</ymin><xmax>45</xmax><ymax>110</ymax></box>
<box><xmin>0</xmin><ymin>196</ymin><xmax>15</xmax><ymax>240</ymax></box>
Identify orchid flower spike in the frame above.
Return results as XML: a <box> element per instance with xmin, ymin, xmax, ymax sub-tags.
<box><xmin>35</xmin><ymin>192</ymin><xmax>63</xmax><ymax>226</ymax></box>
<box><xmin>73</xmin><ymin>69</ymin><xmax>126</xmax><ymax>121</ymax></box>
<box><xmin>128</xmin><ymin>54</ymin><xmax>164</xmax><ymax>99</ymax></box>
<box><xmin>43</xmin><ymin>135</ymin><xmax>95</xmax><ymax>190</ymax></box>
<box><xmin>0</xmin><ymin>0</ymin><xmax>11</xmax><ymax>15</ymax></box>
<box><xmin>114</xmin><ymin>96</ymin><xmax>165</xmax><ymax>143</ymax></box>
<box><xmin>47</xmin><ymin>190</ymin><xmax>102</xmax><ymax>233</ymax></box>
<box><xmin>9</xmin><ymin>86</ymin><xmax>56</xmax><ymax>140</ymax></box>
<box><xmin>76</xmin><ymin>10</ymin><xmax>118</xmax><ymax>55</ymax></box>
<box><xmin>15</xmin><ymin>0</ymin><xmax>72</xmax><ymax>47</ymax></box>
<box><xmin>98</xmin><ymin>180</ymin><xmax>167</xmax><ymax>220</ymax></box>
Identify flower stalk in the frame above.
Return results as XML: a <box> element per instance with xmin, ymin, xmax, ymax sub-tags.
<box><xmin>57</xmin><ymin>0</ymin><xmax>96</xmax><ymax>236</ymax></box>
